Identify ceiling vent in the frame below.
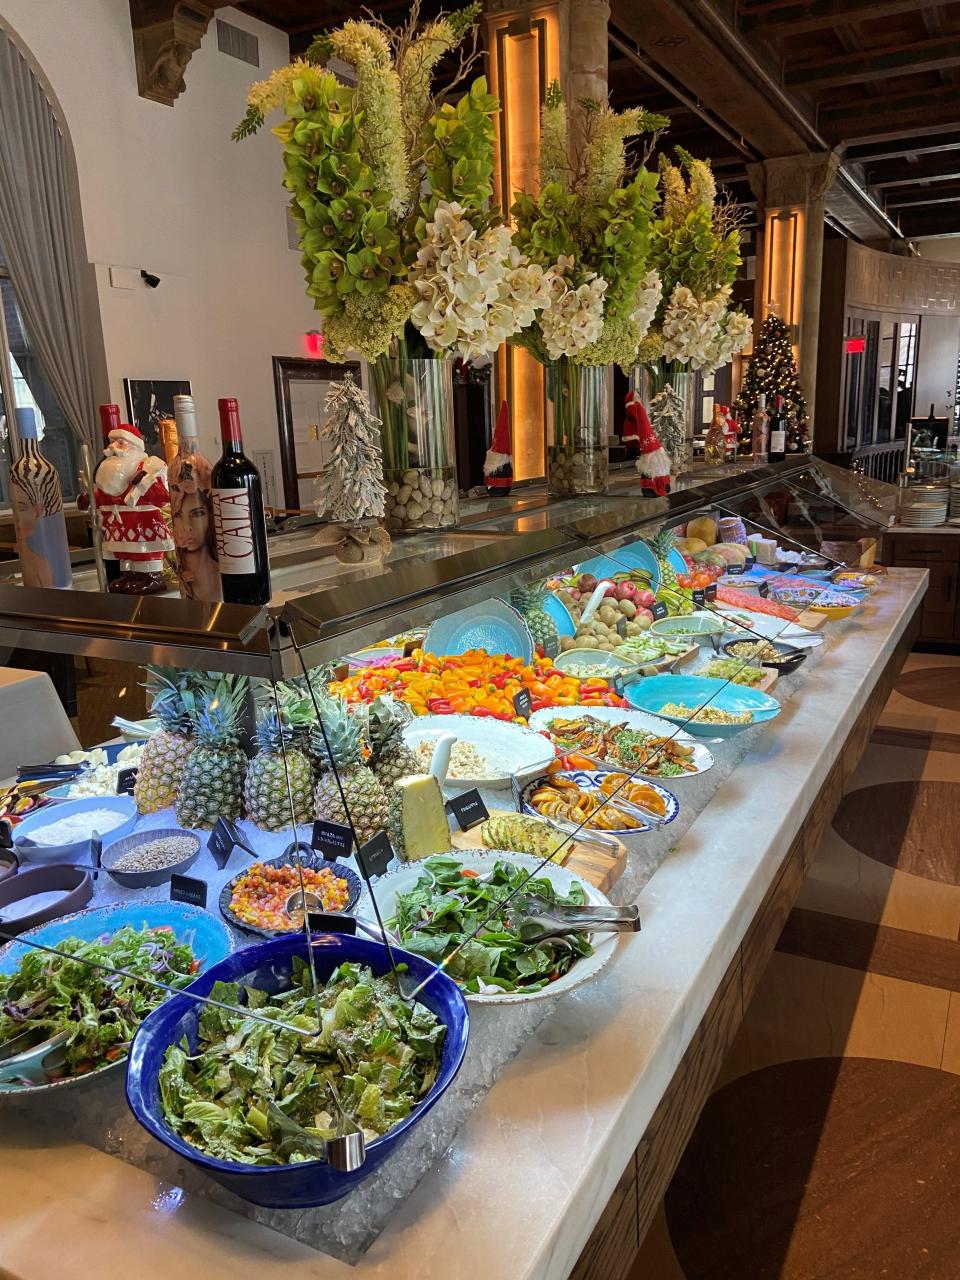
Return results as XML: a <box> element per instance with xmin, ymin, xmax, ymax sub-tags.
<box><xmin>217</xmin><ymin>19</ymin><xmax>259</xmax><ymax>67</ymax></box>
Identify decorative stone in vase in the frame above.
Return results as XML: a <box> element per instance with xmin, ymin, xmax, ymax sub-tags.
<box><xmin>546</xmin><ymin>360</ymin><xmax>609</xmax><ymax>498</ymax></box>
<box><xmin>372</xmin><ymin>348</ymin><xmax>460</xmax><ymax>533</ymax></box>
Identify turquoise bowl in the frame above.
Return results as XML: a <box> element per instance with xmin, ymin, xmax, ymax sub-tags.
<box><xmin>622</xmin><ymin>673</ymin><xmax>781</xmax><ymax>738</ymax></box>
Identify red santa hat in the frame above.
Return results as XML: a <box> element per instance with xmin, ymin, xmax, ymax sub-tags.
<box><xmin>109</xmin><ymin>423</ymin><xmax>145</xmax><ymax>449</ymax></box>
<box><xmin>484</xmin><ymin>400</ymin><xmax>513</xmax><ymax>486</ymax></box>
<box><xmin>622</xmin><ymin>389</ymin><xmax>650</xmax><ymax>449</ymax></box>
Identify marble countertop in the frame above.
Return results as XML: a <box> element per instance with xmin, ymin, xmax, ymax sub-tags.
<box><xmin>0</xmin><ymin>568</ymin><xmax>927</xmax><ymax>1280</ymax></box>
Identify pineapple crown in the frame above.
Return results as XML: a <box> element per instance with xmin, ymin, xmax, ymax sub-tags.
<box><xmin>510</xmin><ymin>582</ymin><xmax>548</xmax><ymax>609</ymax></box>
<box><xmin>650</xmin><ymin>527</ymin><xmax>676</xmax><ymax>555</ymax></box>
<box><xmin>254</xmin><ymin>707</ymin><xmax>296</xmax><ymax>755</ymax></box>
<box><xmin>363</xmin><ymin>695</ymin><xmax>412</xmax><ymax>764</ymax></box>
<box><xmin>311</xmin><ymin>695</ymin><xmax>363</xmax><ymax>771</ymax></box>
<box><xmin>192</xmin><ymin>675</ymin><xmax>249</xmax><ymax>750</ymax></box>
<box><xmin>142</xmin><ymin>665</ymin><xmax>202</xmax><ymax>736</ymax></box>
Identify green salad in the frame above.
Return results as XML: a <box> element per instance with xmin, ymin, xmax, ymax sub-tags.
<box><xmin>391</xmin><ymin>855</ymin><xmax>593</xmax><ymax>995</ymax></box>
<box><xmin>697</xmin><ymin>658</ymin><xmax>763</xmax><ymax>686</ymax></box>
<box><xmin>159</xmin><ymin>959</ymin><xmax>446</xmax><ymax>1164</ymax></box>
<box><xmin>0</xmin><ymin>925</ymin><xmax>197</xmax><ymax>1081</ymax></box>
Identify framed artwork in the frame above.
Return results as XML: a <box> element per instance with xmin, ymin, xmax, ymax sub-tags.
<box><xmin>123</xmin><ymin>378</ymin><xmax>192</xmax><ymax>458</ymax></box>
<box><xmin>272</xmin><ymin>356</ymin><xmax>363</xmax><ymax>511</ymax></box>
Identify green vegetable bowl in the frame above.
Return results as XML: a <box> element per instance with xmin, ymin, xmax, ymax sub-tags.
<box><xmin>369</xmin><ymin>852</ymin><xmax>621</xmax><ymax>1004</ymax></box>
<box><xmin>553</xmin><ymin>648</ymin><xmax>636</xmax><ymax>678</ymax></box>
<box><xmin>126</xmin><ymin>934</ymin><xmax>469</xmax><ymax>1208</ymax></box>
<box><xmin>650</xmin><ymin>611</ymin><xmax>725</xmax><ymax>642</ymax></box>
<box><xmin>0</xmin><ymin>903</ymin><xmax>233</xmax><ymax>1095</ymax></box>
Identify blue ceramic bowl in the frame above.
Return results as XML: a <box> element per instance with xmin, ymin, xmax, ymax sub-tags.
<box><xmin>13</xmin><ymin>795</ymin><xmax>138</xmax><ymax>865</ymax></box>
<box><xmin>126</xmin><ymin>933</ymin><xmax>470</xmax><ymax>1208</ymax></box>
<box><xmin>622</xmin><ymin>674</ymin><xmax>781</xmax><ymax>738</ymax></box>
<box><xmin>543</xmin><ymin>591</ymin><xmax>576</xmax><ymax>638</ymax></box>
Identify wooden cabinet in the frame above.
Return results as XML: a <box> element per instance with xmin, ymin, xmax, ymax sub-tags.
<box><xmin>883</xmin><ymin>532</ymin><xmax>959</xmax><ymax>644</ymax></box>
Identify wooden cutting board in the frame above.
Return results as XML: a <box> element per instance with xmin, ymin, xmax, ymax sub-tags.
<box><xmin>451</xmin><ymin>809</ymin><xmax>627</xmax><ymax>894</ymax></box>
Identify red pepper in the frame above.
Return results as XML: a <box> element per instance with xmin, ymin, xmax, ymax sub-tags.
<box><xmin>427</xmin><ymin>698</ymin><xmax>454</xmax><ymax>713</ymax></box>
<box><xmin>490</xmin><ymin>673</ymin><xmax>510</xmax><ymax>689</ymax></box>
<box><xmin>470</xmin><ymin>707</ymin><xmax>496</xmax><ymax>717</ymax></box>
<box><xmin>530</xmin><ymin>698</ymin><xmax>548</xmax><ymax>712</ymax></box>
<box><xmin>393</xmin><ymin>658</ymin><xmax>415</xmax><ymax>672</ymax></box>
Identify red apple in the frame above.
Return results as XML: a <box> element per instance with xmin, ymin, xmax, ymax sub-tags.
<box><xmin>636</xmin><ymin>588</ymin><xmax>655</xmax><ymax>608</ymax></box>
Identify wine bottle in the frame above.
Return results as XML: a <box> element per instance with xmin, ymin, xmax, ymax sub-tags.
<box><xmin>97</xmin><ymin>405</ymin><xmax>123</xmax><ymax>583</ymax></box>
<box><xmin>9</xmin><ymin>407</ymin><xmax>72</xmax><ymax>589</ymax></box>
<box><xmin>169</xmin><ymin>395</ymin><xmax>221</xmax><ymax>603</ymax></box>
<box><xmin>768</xmin><ymin>395</ymin><xmax>787</xmax><ymax>463</ymax></box>
<box><xmin>751</xmin><ymin>393</ymin><xmax>769</xmax><ymax>464</ymax></box>
<box><xmin>211</xmin><ymin>398</ymin><xmax>271</xmax><ymax>605</ymax></box>
<box><xmin>704</xmin><ymin>404</ymin><xmax>726</xmax><ymax>466</ymax></box>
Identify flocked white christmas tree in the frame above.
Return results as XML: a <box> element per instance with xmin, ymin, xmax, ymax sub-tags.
<box><xmin>315</xmin><ymin>375</ymin><xmax>387</xmax><ymax>524</ymax></box>
<box><xmin>649</xmin><ymin>385</ymin><xmax>687</xmax><ymax>471</ymax></box>
<box><xmin>315</xmin><ymin>375</ymin><xmax>391</xmax><ymax>564</ymax></box>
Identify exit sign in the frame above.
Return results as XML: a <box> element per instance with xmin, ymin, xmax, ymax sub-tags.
<box><xmin>844</xmin><ymin>336</ymin><xmax>866</xmax><ymax>355</ymax></box>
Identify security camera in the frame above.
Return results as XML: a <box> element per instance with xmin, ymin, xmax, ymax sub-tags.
<box><xmin>140</xmin><ymin>270</ymin><xmax>161</xmax><ymax>289</ymax></box>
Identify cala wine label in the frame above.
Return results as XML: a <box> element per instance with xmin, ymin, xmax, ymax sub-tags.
<box><xmin>211</xmin><ymin>397</ymin><xmax>271</xmax><ymax>605</ymax></box>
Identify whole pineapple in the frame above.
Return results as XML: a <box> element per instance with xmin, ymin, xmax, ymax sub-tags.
<box><xmin>364</xmin><ymin>695</ymin><xmax>420</xmax><ymax>789</ymax></box>
<box><xmin>134</xmin><ymin>667</ymin><xmax>201</xmax><ymax>814</ymax></box>
<box><xmin>650</xmin><ymin>528</ymin><xmax>679</xmax><ymax>588</ymax></box>
<box><xmin>312</xmin><ymin>696</ymin><xmax>389</xmax><ymax>845</ymax></box>
<box><xmin>509</xmin><ymin>583</ymin><xmax>560</xmax><ymax>655</ymax></box>
<box><xmin>244</xmin><ymin>708</ymin><xmax>313</xmax><ymax>831</ymax></box>
<box><xmin>176</xmin><ymin>676</ymin><xmax>250</xmax><ymax>830</ymax></box>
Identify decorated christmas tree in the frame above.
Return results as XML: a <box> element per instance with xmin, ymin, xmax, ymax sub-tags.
<box><xmin>649</xmin><ymin>384</ymin><xmax>688</xmax><ymax>472</ymax></box>
<box><xmin>315</xmin><ymin>375</ymin><xmax>390</xmax><ymax>564</ymax></box>
<box><xmin>733</xmin><ymin>315</ymin><xmax>809</xmax><ymax>453</ymax></box>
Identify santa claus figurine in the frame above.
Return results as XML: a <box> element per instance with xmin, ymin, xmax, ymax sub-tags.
<box><xmin>94</xmin><ymin>406</ymin><xmax>174</xmax><ymax>594</ymax></box>
<box><xmin>631</xmin><ymin>393</ymin><xmax>672</xmax><ymax>497</ymax></box>
<box><xmin>622</xmin><ymin>388</ymin><xmax>647</xmax><ymax>453</ymax></box>
<box><xmin>484</xmin><ymin>399</ymin><xmax>513</xmax><ymax>497</ymax></box>
<box><xmin>719</xmin><ymin>404</ymin><xmax>742</xmax><ymax>457</ymax></box>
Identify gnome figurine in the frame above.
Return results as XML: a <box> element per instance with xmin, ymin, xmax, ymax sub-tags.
<box><xmin>94</xmin><ymin>416</ymin><xmax>174</xmax><ymax>594</ymax></box>
<box><xmin>484</xmin><ymin>400</ymin><xmax>513</xmax><ymax>497</ymax></box>
<box><xmin>622</xmin><ymin>388</ymin><xmax>647</xmax><ymax>454</ymax></box>
<box><xmin>633</xmin><ymin>401</ymin><xmax>672</xmax><ymax>498</ymax></box>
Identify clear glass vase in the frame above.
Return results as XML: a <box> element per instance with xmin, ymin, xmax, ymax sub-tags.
<box><xmin>634</xmin><ymin>361</ymin><xmax>696</xmax><ymax>475</ymax></box>
<box><xmin>372</xmin><ymin>346</ymin><xmax>460</xmax><ymax>533</ymax></box>
<box><xmin>545</xmin><ymin>360</ymin><xmax>609</xmax><ymax>497</ymax></box>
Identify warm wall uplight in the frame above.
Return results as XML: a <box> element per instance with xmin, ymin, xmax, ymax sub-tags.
<box><xmin>487</xmin><ymin>4</ymin><xmax>560</xmax><ymax>482</ymax></box>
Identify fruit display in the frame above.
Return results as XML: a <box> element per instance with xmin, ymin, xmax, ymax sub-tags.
<box><xmin>243</xmin><ymin>709</ymin><xmax>313</xmax><ymax>831</ymax></box>
<box><xmin>388</xmin><ymin>773</ymin><xmax>452</xmax><ymax>861</ymax></box>
<box><xmin>527</xmin><ymin>775</ymin><xmax>645</xmax><ymax>831</ymax></box>
<box><xmin>175</xmin><ymin>677</ymin><xmax>249</xmax><ymax>830</ymax></box>
<box><xmin>312</xmin><ymin>694</ymin><xmax>389</xmax><ymax>846</ymax></box>
<box><xmin>510</xmin><ymin>584</ymin><xmax>561</xmax><ymax>655</ymax></box>
<box><xmin>478</xmin><ymin>814</ymin><xmax>568</xmax><ymax>862</ymax></box>
<box><xmin>135</xmin><ymin>667</ymin><xmax>202</xmax><ymax>815</ymax></box>
<box><xmin>329</xmin><ymin>650</ymin><xmax>627</xmax><ymax>721</ymax></box>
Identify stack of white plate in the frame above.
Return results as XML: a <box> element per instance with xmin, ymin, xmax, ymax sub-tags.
<box><xmin>949</xmin><ymin>476</ymin><xmax>960</xmax><ymax>523</ymax></box>
<box><xmin>899</xmin><ymin>482</ymin><xmax>949</xmax><ymax>527</ymax></box>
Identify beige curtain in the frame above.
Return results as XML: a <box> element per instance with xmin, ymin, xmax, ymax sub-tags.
<box><xmin>0</xmin><ymin>29</ymin><xmax>96</xmax><ymax>450</ymax></box>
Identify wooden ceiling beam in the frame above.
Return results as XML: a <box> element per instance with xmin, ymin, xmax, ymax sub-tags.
<box><xmin>819</xmin><ymin>86</ymin><xmax>960</xmax><ymax>145</ymax></box>
<box><xmin>846</xmin><ymin>131</ymin><xmax>960</xmax><ymax>164</ymax></box>
<box><xmin>866</xmin><ymin>154</ymin><xmax>960</xmax><ymax>186</ymax></box>
<box><xmin>787</xmin><ymin>34</ymin><xmax>960</xmax><ymax>90</ymax></box>
<box><xmin>884</xmin><ymin>181</ymin><xmax>960</xmax><ymax>207</ymax></box>
<box><xmin>609</xmin><ymin>0</ymin><xmax>809</xmax><ymax>155</ymax></box>
<box><xmin>742</xmin><ymin>0</ymin><xmax>944</xmax><ymax>38</ymax></box>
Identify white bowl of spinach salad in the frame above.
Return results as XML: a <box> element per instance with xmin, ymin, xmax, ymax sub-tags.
<box><xmin>368</xmin><ymin>852</ymin><xmax>623</xmax><ymax>1003</ymax></box>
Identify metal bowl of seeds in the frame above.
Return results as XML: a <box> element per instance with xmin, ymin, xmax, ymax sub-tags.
<box><xmin>100</xmin><ymin>829</ymin><xmax>202</xmax><ymax>889</ymax></box>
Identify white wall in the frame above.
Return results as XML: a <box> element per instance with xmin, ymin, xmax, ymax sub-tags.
<box><xmin>0</xmin><ymin>0</ymin><xmax>319</xmax><ymax>479</ymax></box>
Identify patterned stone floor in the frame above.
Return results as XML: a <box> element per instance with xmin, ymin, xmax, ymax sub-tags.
<box><xmin>630</xmin><ymin>652</ymin><xmax>960</xmax><ymax>1280</ymax></box>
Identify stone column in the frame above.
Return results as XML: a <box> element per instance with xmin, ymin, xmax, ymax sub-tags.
<box><xmin>484</xmin><ymin>0</ymin><xmax>611</xmax><ymax>478</ymax></box>
<box><xmin>748</xmin><ymin>152</ymin><xmax>839</xmax><ymax>428</ymax></box>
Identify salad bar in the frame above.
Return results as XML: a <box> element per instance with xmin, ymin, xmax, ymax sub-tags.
<box><xmin>0</xmin><ymin>459</ymin><xmax>928</xmax><ymax>1280</ymax></box>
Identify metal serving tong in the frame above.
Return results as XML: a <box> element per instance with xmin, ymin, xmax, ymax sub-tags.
<box><xmin>508</xmin><ymin>900</ymin><xmax>640</xmax><ymax>944</ymax></box>
<box><xmin>267</xmin><ymin>1096</ymin><xmax>366</xmax><ymax>1173</ymax></box>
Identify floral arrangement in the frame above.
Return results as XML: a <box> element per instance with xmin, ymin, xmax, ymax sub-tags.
<box><xmin>649</xmin><ymin>149</ymin><xmax>752</xmax><ymax>373</ymax></box>
<box><xmin>510</xmin><ymin>83</ymin><xmax>668</xmax><ymax>370</ymax></box>
<box><xmin>234</xmin><ymin>5</ymin><xmax>550</xmax><ymax>368</ymax></box>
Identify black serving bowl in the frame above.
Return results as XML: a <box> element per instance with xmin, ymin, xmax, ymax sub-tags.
<box><xmin>722</xmin><ymin>638</ymin><xmax>807</xmax><ymax>676</ymax></box>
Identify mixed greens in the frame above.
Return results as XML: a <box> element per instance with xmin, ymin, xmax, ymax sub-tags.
<box><xmin>391</xmin><ymin>855</ymin><xmax>593</xmax><ymax>994</ymax></box>
<box><xmin>0</xmin><ymin>925</ymin><xmax>197</xmax><ymax>1081</ymax></box>
<box><xmin>159</xmin><ymin>959</ymin><xmax>446</xmax><ymax>1164</ymax></box>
